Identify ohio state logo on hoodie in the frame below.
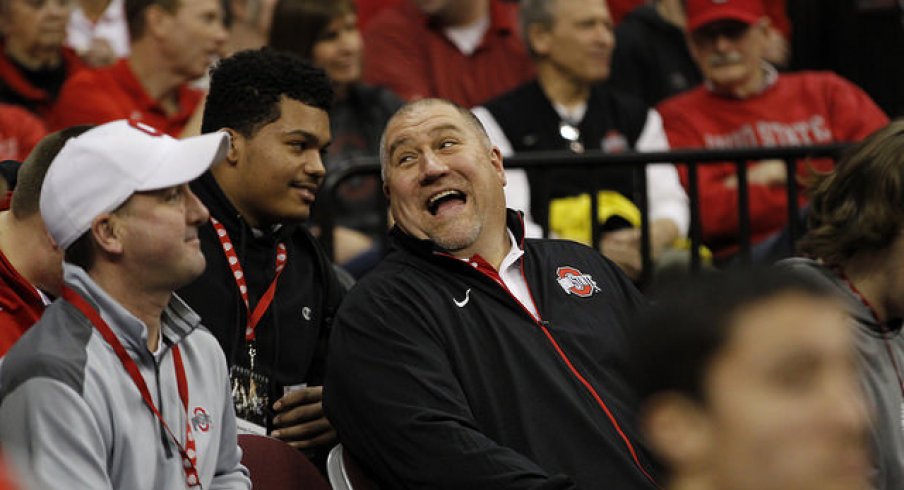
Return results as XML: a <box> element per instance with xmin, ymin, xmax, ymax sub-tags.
<box><xmin>556</xmin><ymin>266</ymin><xmax>601</xmax><ymax>298</ymax></box>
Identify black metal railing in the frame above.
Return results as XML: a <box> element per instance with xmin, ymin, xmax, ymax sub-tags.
<box><xmin>315</xmin><ymin>144</ymin><xmax>848</xmax><ymax>283</ymax></box>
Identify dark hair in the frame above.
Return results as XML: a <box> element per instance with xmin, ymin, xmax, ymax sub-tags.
<box><xmin>798</xmin><ymin>120</ymin><xmax>904</xmax><ymax>267</ymax></box>
<box><xmin>630</xmin><ymin>268</ymin><xmax>834</xmax><ymax>403</ymax></box>
<box><xmin>519</xmin><ymin>0</ymin><xmax>557</xmax><ymax>59</ymax></box>
<box><xmin>125</xmin><ymin>0</ymin><xmax>181</xmax><ymax>42</ymax></box>
<box><xmin>268</xmin><ymin>0</ymin><xmax>354</xmax><ymax>60</ymax></box>
<box><xmin>201</xmin><ymin>47</ymin><xmax>333</xmax><ymax>136</ymax></box>
<box><xmin>11</xmin><ymin>125</ymin><xmax>94</xmax><ymax>220</ymax></box>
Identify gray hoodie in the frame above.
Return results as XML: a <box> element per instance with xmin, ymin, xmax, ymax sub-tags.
<box><xmin>0</xmin><ymin>264</ymin><xmax>251</xmax><ymax>490</ymax></box>
<box><xmin>779</xmin><ymin>257</ymin><xmax>904</xmax><ymax>490</ymax></box>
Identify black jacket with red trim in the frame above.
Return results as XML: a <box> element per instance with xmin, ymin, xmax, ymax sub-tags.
<box><xmin>323</xmin><ymin>209</ymin><xmax>658</xmax><ymax>490</ymax></box>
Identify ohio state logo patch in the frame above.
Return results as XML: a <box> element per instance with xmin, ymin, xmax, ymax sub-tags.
<box><xmin>556</xmin><ymin>266</ymin><xmax>601</xmax><ymax>297</ymax></box>
<box><xmin>191</xmin><ymin>407</ymin><xmax>211</xmax><ymax>432</ymax></box>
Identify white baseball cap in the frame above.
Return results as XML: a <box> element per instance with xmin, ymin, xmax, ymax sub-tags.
<box><xmin>40</xmin><ymin>119</ymin><xmax>230</xmax><ymax>250</ymax></box>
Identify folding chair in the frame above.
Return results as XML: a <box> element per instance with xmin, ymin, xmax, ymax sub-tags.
<box><xmin>237</xmin><ymin>434</ymin><xmax>330</xmax><ymax>490</ymax></box>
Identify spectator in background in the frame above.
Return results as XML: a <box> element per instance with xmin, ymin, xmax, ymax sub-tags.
<box><xmin>66</xmin><ymin>0</ymin><xmax>130</xmax><ymax>67</ymax></box>
<box><xmin>656</xmin><ymin>0</ymin><xmax>887</xmax><ymax>260</ymax></box>
<box><xmin>222</xmin><ymin>0</ymin><xmax>277</xmax><ymax>56</ymax></box>
<box><xmin>179</xmin><ymin>49</ymin><xmax>344</xmax><ymax>460</ymax></box>
<box><xmin>325</xmin><ymin>98</ymin><xmax>659</xmax><ymax>490</ymax></box>
<box><xmin>0</xmin><ymin>0</ymin><xmax>84</xmax><ymax>121</ymax></box>
<box><xmin>363</xmin><ymin>0</ymin><xmax>534</xmax><ymax>107</ymax></box>
<box><xmin>609</xmin><ymin>0</ymin><xmax>791</xmax><ymax>36</ymax></box>
<box><xmin>610</xmin><ymin>0</ymin><xmax>791</xmax><ymax>109</ymax></box>
<box><xmin>632</xmin><ymin>268</ymin><xmax>870</xmax><ymax>490</ymax></box>
<box><xmin>269</xmin><ymin>0</ymin><xmax>402</xmax><ymax>273</ymax></box>
<box><xmin>0</xmin><ymin>126</ymin><xmax>90</xmax><ymax>356</ymax></box>
<box><xmin>51</xmin><ymin>0</ymin><xmax>228</xmax><ymax>136</ymax></box>
<box><xmin>780</xmin><ymin>120</ymin><xmax>904</xmax><ymax>489</ymax></box>
<box><xmin>607</xmin><ymin>0</ymin><xmax>702</xmax><ymax>107</ymax></box>
<box><xmin>789</xmin><ymin>0</ymin><xmax>904</xmax><ymax>118</ymax></box>
<box><xmin>474</xmin><ymin>0</ymin><xmax>688</xmax><ymax>281</ymax></box>
<box><xmin>0</xmin><ymin>103</ymin><xmax>47</xmax><ymax>162</ymax></box>
<box><xmin>0</xmin><ymin>120</ymin><xmax>251</xmax><ymax>490</ymax></box>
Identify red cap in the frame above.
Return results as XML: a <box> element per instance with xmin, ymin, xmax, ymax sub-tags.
<box><xmin>685</xmin><ymin>0</ymin><xmax>766</xmax><ymax>33</ymax></box>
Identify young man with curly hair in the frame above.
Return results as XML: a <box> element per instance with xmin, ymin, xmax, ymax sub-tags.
<box><xmin>178</xmin><ymin>48</ymin><xmax>345</xmax><ymax>461</ymax></box>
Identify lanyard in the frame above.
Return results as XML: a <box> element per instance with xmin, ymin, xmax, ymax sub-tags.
<box><xmin>61</xmin><ymin>286</ymin><xmax>201</xmax><ymax>488</ymax></box>
<box><xmin>835</xmin><ymin>269</ymin><xmax>904</xmax><ymax>399</ymax></box>
<box><xmin>209</xmin><ymin>217</ymin><xmax>287</xmax><ymax>343</ymax></box>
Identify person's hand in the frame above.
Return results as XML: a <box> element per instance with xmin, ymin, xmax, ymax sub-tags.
<box><xmin>599</xmin><ymin>228</ymin><xmax>642</xmax><ymax>281</ymax></box>
<box><xmin>723</xmin><ymin>159</ymin><xmax>788</xmax><ymax>188</ymax></box>
<box><xmin>179</xmin><ymin>98</ymin><xmax>207</xmax><ymax>138</ymax></box>
<box><xmin>271</xmin><ymin>386</ymin><xmax>336</xmax><ymax>450</ymax></box>
<box><xmin>80</xmin><ymin>38</ymin><xmax>117</xmax><ymax>67</ymax></box>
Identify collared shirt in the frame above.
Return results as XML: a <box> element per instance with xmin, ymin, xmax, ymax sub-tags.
<box><xmin>50</xmin><ymin>59</ymin><xmax>203</xmax><ymax>136</ymax></box>
<box><xmin>499</xmin><ymin>228</ymin><xmax>538</xmax><ymax>320</ymax></box>
<box><xmin>63</xmin><ymin>264</ymin><xmax>200</xmax><ymax>356</ymax></box>
<box><xmin>66</xmin><ymin>0</ymin><xmax>130</xmax><ymax>59</ymax></box>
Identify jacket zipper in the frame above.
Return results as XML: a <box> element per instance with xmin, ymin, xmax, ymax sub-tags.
<box><xmin>153</xmin><ymin>357</ymin><xmax>174</xmax><ymax>459</ymax></box>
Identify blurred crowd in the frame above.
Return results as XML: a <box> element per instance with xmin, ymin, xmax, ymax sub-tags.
<box><xmin>0</xmin><ymin>1</ymin><xmax>902</xmax><ymax>489</ymax></box>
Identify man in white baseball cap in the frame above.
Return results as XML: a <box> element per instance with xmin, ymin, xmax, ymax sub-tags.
<box><xmin>0</xmin><ymin>119</ymin><xmax>252</xmax><ymax>490</ymax></box>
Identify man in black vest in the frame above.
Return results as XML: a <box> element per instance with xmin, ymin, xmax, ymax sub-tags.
<box><xmin>472</xmin><ymin>0</ymin><xmax>688</xmax><ymax>281</ymax></box>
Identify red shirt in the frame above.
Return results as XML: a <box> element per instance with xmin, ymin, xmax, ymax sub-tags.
<box><xmin>657</xmin><ymin>71</ymin><xmax>887</xmax><ymax>255</ymax></box>
<box><xmin>0</xmin><ymin>104</ymin><xmax>47</xmax><ymax>161</ymax></box>
<box><xmin>356</xmin><ymin>0</ymin><xmax>401</xmax><ymax>29</ymax></box>
<box><xmin>50</xmin><ymin>59</ymin><xmax>203</xmax><ymax>137</ymax></box>
<box><xmin>0</xmin><ymin>43</ymin><xmax>85</xmax><ymax>122</ymax></box>
<box><xmin>363</xmin><ymin>0</ymin><xmax>534</xmax><ymax>107</ymax></box>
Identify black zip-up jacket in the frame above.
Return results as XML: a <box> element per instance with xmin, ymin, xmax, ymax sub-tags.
<box><xmin>179</xmin><ymin>172</ymin><xmax>344</xmax><ymax>427</ymax></box>
<box><xmin>324</xmin><ymin>210</ymin><xmax>658</xmax><ymax>490</ymax></box>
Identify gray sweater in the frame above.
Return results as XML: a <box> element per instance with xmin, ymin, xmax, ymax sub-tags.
<box><xmin>0</xmin><ymin>264</ymin><xmax>251</xmax><ymax>490</ymax></box>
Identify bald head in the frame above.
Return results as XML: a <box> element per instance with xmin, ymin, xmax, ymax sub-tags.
<box><xmin>379</xmin><ymin>98</ymin><xmax>492</xmax><ymax>181</ymax></box>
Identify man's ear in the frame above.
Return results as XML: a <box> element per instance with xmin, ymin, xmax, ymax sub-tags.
<box><xmin>640</xmin><ymin>393</ymin><xmax>714</xmax><ymax>472</ymax></box>
<box><xmin>489</xmin><ymin>146</ymin><xmax>506</xmax><ymax>186</ymax></box>
<box><xmin>527</xmin><ymin>22</ymin><xmax>552</xmax><ymax>58</ymax></box>
<box><xmin>145</xmin><ymin>4</ymin><xmax>174</xmax><ymax>41</ymax></box>
<box><xmin>91</xmin><ymin>213</ymin><xmax>124</xmax><ymax>256</ymax></box>
<box><xmin>223</xmin><ymin>128</ymin><xmax>243</xmax><ymax>166</ymax></box>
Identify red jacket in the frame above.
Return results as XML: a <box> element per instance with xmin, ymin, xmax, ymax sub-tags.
<box><xmin>0</xmin><ymin>104</ymin><xmax>47</xmax><ymax>161</ymax></box>
<box><xmin>50</xmin><ymin>59</ymin><xmax>203</xmax><ymax>137</ymax></box>
<box><xmin>363</xmin><ymin>0</ymin><xmax>534</xmax><ymax>107</ymax></box>
<box><xmin>657</xmin><ymin>71</ymin><xmax>887</xmax><ymax>255</ymax></box>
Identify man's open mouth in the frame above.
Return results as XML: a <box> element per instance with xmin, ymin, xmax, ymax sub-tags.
<box><xmin>427</xmin><ymin>190</ymin><xmax>466</xmax><ymax>216</ymax></box>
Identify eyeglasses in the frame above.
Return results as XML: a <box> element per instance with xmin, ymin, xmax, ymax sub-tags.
<box><xmin>559</xmin><ymin>120</ymin><xmax>585</xmax><ymax>153</ymax></box>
